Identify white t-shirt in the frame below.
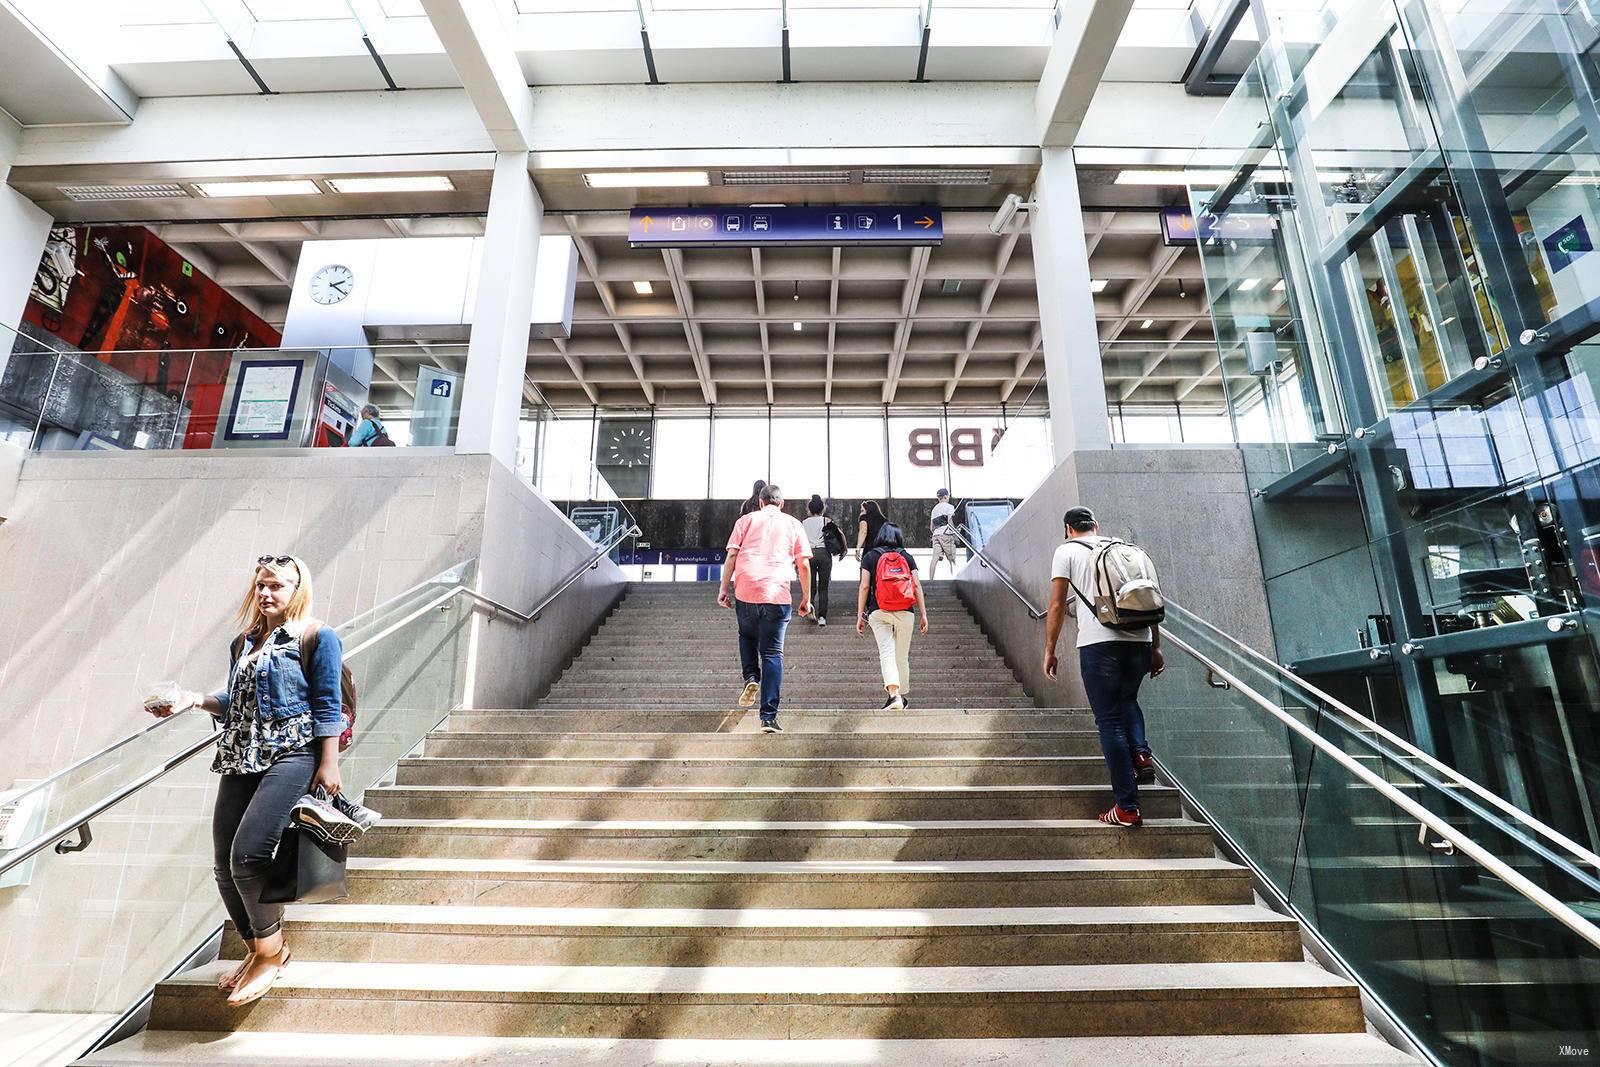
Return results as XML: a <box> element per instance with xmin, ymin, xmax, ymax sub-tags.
<box><xmin>1050</xmin><ymin>536</ymin><xmax>1152</xmax><ymax>648</ymax></box>
<box><xmin>802</xmin><ymin>515</ymin><xmax>828</xmax><ymax>549</ymax></box>
<box><xmin>930</xmin><ymin>501</ymin><xmax>956</xmax><ymax>537</ymax></box>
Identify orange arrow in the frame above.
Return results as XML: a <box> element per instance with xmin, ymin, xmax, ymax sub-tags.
<box><xmin>916</xmin><ymin>215</ymin><xmax>936</xmax><ymax>229</ymax></box>
<box><xmin>640</xmin><ymin>215</ymin><xmax>654</xmax><ymax>233</ymax></box>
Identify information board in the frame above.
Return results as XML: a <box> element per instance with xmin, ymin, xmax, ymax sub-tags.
<box><xmin>629</xmin><ymin>206</ymin><xmax>943</xmax><ymax>248</ymax></box>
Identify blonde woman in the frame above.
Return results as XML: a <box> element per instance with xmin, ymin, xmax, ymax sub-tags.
<box><xmin>146</xmin><ymin>554</ymin><xmax>345</xmax><ymax>1007</ymax></box>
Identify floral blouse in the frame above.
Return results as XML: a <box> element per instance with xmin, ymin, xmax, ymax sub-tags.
<box><xmin>212</xmin><ymin>629</ymin><xmax>314</xmax><ymax>775</ymax></box>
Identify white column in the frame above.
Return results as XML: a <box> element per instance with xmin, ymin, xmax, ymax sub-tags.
<box><xmin>0</xmin><ymin>184</ymin><xmax>50</xmax><ymax>335</ymax></box>
<box><xmin>456</xmin><ymin>152</ymin><xmax>541</xmax><ymax>466</ymax></box>
<box><xmin>1033</xmin><ymin>147</ymin><xmax>1110</xmax><ymax>458</ymax></box>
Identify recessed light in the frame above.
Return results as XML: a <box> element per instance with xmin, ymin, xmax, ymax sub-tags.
<box><xmin>1090</xmin><ymin>279</ymin><xmax>1108</xmax><ymax>293</ymax></box>
<box><xmin>584</xmin><ymin>171</ymin><xmax>710</xmax><ymax>189</ymax></box>
<box><xmin>1271</xmin><ymin>280</ymin><xmax>1286</xmax><ymax>292</ymax></box>
<box><xmin>793</xmin><ymin>321</ymin><xmax>803</xmax><ymax>332</ymax></box>
<box><xmin>192</xmin><ymin>179</ymin><xmax>322</xmax><ymax>198</ymax></box>
<box><xmin>1237</xmin><ymin>278</ymin><xmax>1261</xmax><ymax>292</ymax></box>
<box><xmin>1116</xmin><ymin>169</ymin><xmax>1238</xmax><ymax>186</ymax></box>
<box><xmin>58</xmin><ymin>183</ymin><xmax>190</xmax><ymax>202</ymax></box>
<box><xmin>326</xmin><ymin>176</ymin><xmax>455</xmax><ymax>193</ymax></box>
<box><xmin>1140</xmin><ymin>319</ymin><xmax>1155</xmax><ymax>329</ymax></box>
<box><xmin>633</xmin><ymin>281</ymin><xmax>654</xmax><ymax>295</ymax></box>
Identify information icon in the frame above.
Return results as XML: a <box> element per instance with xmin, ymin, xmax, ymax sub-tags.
<box><xmin>828</xmin><ymin>213</ymin><xmax>848</xmax><ymax>232</ymax></box>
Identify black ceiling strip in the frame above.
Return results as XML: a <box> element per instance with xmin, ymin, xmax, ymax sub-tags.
<box><xmin>225</xmin><ymin>39</ymin><xmax>275</xmax><ymax>94</ymax></box>
<box><xmin>640</xmin><ymin>27</ymin><xmax>660</xmax><ymax>84</ymax></box>
<box><xmin>361</xmin><ymin>34</ymin><xmax>402</xmax><ymax>91</ymax></box>
<box><xmin>781</xmin><ymin>26</ymin><xmax>792</xmax><ymax>83</ymax></box>
<box><xmin>914</xmin><ymin>24</ymin><xmax>931</xmax><ymax>82</ymax></box>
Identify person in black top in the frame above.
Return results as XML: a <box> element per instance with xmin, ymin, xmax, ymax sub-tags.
<box><xmin>854</xmin><ymin>500</ymin><xmax>886</xmax><ymax>561</ymax></box>
<box><xmin>856</xmin><ymin>523</ymin><xmax>929</xmax><ymax>711</ymax></box>
<box><xmin>739</xmin><ymin>480</ymin><xmax>768</xmax><ymax>517</ymax></box>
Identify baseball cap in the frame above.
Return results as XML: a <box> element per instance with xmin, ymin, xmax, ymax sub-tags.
<box><xmin>936</xmin><ymin>488</ymin><xmax>949</xmax><ymax>499</ymax></box>
<box><xmin>1064</xmin><ymin>506</ymin><xmax>1097</xmax><ymax>531</ymax></box>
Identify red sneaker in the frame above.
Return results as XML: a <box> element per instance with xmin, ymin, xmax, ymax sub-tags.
<box><xmin>1098</xmin><ymin>805</ymin><xmax>1143</xmax><ymax>828</ymax></box>
<box><xmin>1133</xmin><ymin>752</ymin><xmax>1155</xmax><ymax>777</ymax></box>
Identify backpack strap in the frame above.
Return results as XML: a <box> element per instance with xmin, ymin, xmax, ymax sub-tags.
<box><xmin>299</xmin><ymin>620</ymin><xmax>322</xmax><ymax>662</ymax></box>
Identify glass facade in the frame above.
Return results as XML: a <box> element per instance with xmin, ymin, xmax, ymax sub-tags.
<box><xmin>1188</xmin><ymin>2</ymin><xmax>1600</xmax><ymax>1061</ymax></box>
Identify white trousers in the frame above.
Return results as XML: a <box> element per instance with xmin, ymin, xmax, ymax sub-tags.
<box><xmin>868</xmin><ymin>609</ymin><xmax>915</xmax><ymax>694</ymax></box>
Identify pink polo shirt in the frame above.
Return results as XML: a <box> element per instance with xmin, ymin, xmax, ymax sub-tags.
<box><xmin>726</xmin><ymin>505</ymin><xmax>809</xmax><ymax>605</ymax></box>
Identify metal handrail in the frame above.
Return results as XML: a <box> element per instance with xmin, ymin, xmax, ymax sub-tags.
<box><xmin>1161</xmin><ymin>628</ymin><xmax>1600</xmax><ymax>954</ymax></box>
<box><xmin>960</xmin><ymin>530</ymin><xmax>1600</xmax><ymax>947</ymax></box>
<box><xmin>952</xmin><ymin>523</ymin><xmax>1046</xmax><ymax>619</ymax></box>
<box><xmin>1163</xmin><ymin>597</ymin><xmax>1600</xmax><ymax>877</ymax></box>
<box><xmin>0</xmin><ymin>529</ymin><xmax>633</xmax><ymax>877</ymax></box>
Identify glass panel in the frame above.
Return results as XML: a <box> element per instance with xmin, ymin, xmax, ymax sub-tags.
<box><xmin>828</xmin><ymin>416</ymin><xmax>888</xmax><ymax>499</ymax></box>
<box><xmin>651</xmin><ymin>416</ymin><xmax>711</xmax><ymax>498</ymax></box>
<box><xmin>768</xmin><ymin>416</ymin><xmax>828</xmax><ymax>499</ymax></box>
<box><xmin>710</xmin><ymin>415</ymin><xmax>769</xmax><ymax>499</ymax></box>
<box><xmin>886</xmin><ymin>415</ymin><xmax>948</xmax><ymax>500</ymax></box>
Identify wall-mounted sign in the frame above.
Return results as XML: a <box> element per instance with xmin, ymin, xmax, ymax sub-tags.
<box><xmin>629</xmin><ymin>206</ymin><xmax>943</xmax><ymax>248</ymax></box>
<box><xmin>1161</xmin><ymin>207</ymin><xmax>1276</xmax><ymax>246</ymax></box>
<box><xmin>224</xmin><ymin>359</ymin><xmax>304</xmax><ymax>442</ymax></box>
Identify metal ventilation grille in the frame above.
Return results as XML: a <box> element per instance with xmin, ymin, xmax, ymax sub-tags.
<box><xmin>721</xmin><ymin>170</ymin><xmax>852</xmax><ymax>186</ymax></box>
<box><xmin>862</xmin><ymin>169</ymin><xmax>992</xmax><ymax>185</ymax></box>
<box><xmin>58</xmin><ymin>183</ymin><xmax>191</xmax><ymax>202</ymax></box>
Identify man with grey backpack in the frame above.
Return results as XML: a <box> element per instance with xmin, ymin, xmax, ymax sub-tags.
<box><xmin>1043</xmin><ymin>506</ymin><xmax>1165</xmax><ymax>828</ymax></box>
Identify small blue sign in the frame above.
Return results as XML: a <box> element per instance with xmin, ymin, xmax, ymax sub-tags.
<box><xmin>1544</xmin><ymin>216</ymin><xmax>1594</xmax><ymax>274</ymax></box>
<box><xmin>630</xmin><ymin>206</ymin><xmax>943</xmax><ymax>247</ymax></box>
<box><xmin>1162</xmin><ymin>207</ymin><xmax>1275</xmax><ymax>246</ymax></box>
<box><xmin>431</xmin><ymin>379</ymin><xmax>452</xmax><ymax>398</ymax></box>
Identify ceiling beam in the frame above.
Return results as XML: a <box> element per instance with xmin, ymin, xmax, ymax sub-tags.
<box><xmin>1035</xmin><ymin>0</ymin><xmax>1136</xmax><ymax>147</ymax></box>
<box><xmin>551</xmin><ymin>335</ymin><xmax>600</xmax><ymax>405</ymax></box>
<box><xmin>883</xmin><ymin>245</ymin><xmax>932</xmax><ymax>404</ymax></box>
<box><xmin>417</xmin><ymin>0</ymin><xmax>536</xmax><ymax>151</ymax></box>
<box><xmin>567</xmin><ymin>214</ymin><xmax>653</xmax><ymax>404</ymax></box>
<box><xmin>661</xmin><ymin>248</ymin><xmax>716</xmax><ymax>405</ymax></box>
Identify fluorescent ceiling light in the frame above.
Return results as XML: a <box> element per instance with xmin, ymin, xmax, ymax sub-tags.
<box><xmin>633</xmin><ymin>281</ymin><xmax>654</xmax><ymax>295</ymax></box>
<box><xmin>1140</xmin><ymin>319</ymin><xmax>1155</xmax><ymax>329</ymax></box>
<box><xmin>724</xmin><ymin>170</ymin><xmax>850</xmax><ymax>187</ymax></box>
<box><xmin>58</xmin><ymin>183</ymin><xmax>190</xmax><ymax>203</ymax></box>
<box><xmin>193</xmin><ymin>179</ymin><xmax>322</xmax><ymax>198</ymax></box>
<box><xmin>861</xmin><ymin>168</ymin><xmax>992</xmax><ymax>186</ymax></box>
<box><xmin>584</xmin><ymin>171</ymin><xmax>709</xmax><ymax>189</ymax></box>
<box><xmin>1116</xmin><ymin>169</ymin><xmax>1239</xmax><ymax>186</ymax></box>
<box><xmin>326</xmin><ymin>176</ymin><xmax>455</xmax><ymax>194</ymax></box>
<box><xmin>793</xmin><ymin>321</ymin><xmax>803</xmax><ymax>332</ymax></box>
<box><xmin>1090</xmin><ymin>279</ymin><xmax>1108</xmax><ymax>293</ymax></box>
<box><xmin>1237</xmin><ymin>278</ymin><xmax>1261</xmax><ymax>292</ymax></box>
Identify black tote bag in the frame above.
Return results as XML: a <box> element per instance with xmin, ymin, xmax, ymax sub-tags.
<box><xmin>259</xmin><ymin>826</ymin><xmax>348</xmax><ymax>905</ymax></box>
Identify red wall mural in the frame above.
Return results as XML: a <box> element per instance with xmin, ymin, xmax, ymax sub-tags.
<box><xmin>23</xmin><ymin>225</ymin><xmax>282</xmax><ymax>448</ymax></box>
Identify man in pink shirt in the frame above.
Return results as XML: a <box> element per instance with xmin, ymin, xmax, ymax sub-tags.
<box><xmin>719</xmin><ymin>484</ymin><xmax>812</xmax><ymax>733</ymax></box>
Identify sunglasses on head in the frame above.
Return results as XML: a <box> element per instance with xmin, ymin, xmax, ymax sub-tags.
<box><xmin>257</xmin><ymin>555</ymin><xmax>295</xmax><ymax>567</ymax></box>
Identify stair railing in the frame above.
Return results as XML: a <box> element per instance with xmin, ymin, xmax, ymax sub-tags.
<box><xmin>952</xmin><ymin>523</ymin><xmax>1045</xmax><ymax>619</ymax></box>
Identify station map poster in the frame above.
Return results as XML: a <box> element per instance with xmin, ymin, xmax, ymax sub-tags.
<box><xmin>18</xmin><ymin>224</ymin><xmax>283</xmax><ymax>449</ymax></box>
<box><xmin>224</xmin><ymin>360</ymin><xmax>304</xmax><ymax>442</ymax></box>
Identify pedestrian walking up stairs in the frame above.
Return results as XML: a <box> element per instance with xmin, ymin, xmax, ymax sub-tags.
<box><xmin>90</xmin><ymin>581</ymin><xmax>1415</xmax><ymax>1066</ymax></box>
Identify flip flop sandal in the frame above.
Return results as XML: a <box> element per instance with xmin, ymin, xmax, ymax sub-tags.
<box><xmin>227</xmin><ymin>949</ymin><xmax>291</xmax><ymax>1008</ymax></box>
<box><xmin>218</xmin><ymin>953</ymin><xmax>254</xmax><ymax>992</ymax></box>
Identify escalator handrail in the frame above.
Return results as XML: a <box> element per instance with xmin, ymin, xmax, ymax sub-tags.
<box><xmin>1163</xmin><ymin>597</ymin><xmax>1600</xmax><ymax>876</ymax></box>
<box><xmin>0</xmin><ymin>527</ymin><xmax>633</xmax><ymax>879</ymax></box>
<box><xmin>1161</xmin><ymin>627</ymin><xmax>1600</xmax><ymax>954</ymax></box>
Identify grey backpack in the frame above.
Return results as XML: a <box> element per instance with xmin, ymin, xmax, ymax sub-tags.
<box><xmin>1067</xmin><ymin>538</ymin><xmax>1165</xmax><ymax>631</ymax></box>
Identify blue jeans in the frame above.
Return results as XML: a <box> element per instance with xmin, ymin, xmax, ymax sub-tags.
<box><xmin>735</xmin><ymin>600</ymin><xmax>792</xmax><ymax>724</ymax></box>
<box><xmin>1079</xmin><ymin>641</ymin><xmax>1153</xmax><ymax>812</ymax></box>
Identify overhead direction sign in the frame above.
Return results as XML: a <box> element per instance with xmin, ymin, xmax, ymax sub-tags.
<box><xmin>630</xmin><ymin>206</ymin><xmax>943</xmax><ymax>248</ymax></box>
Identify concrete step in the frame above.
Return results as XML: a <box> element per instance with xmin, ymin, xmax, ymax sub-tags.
<box><xmin>342</xmin><ymin>856</ymin><xmax>1256</xmax><ymax>909</ymax></box>
<box><xmin>219</xmin><ymin>903</ymin><xmax>1303</xmax><ymax>968</ymax></box>
<box><xmin>362</xmin><ymin>782</ymin><xmax>1184</xmax><ymax>821</ymax></box>
<box><xmin>559</xmin><ymin>667</ymin><xmax>1021</xmax><ymax>683</ymax></box>
<box><xmin>150</xmin><ymin>959</ymin><xmax>1364</xmax><ymax>1039</ymax></box>
<box><xmin>355</xmin><ymin>817</ymin><xmax>1220</xmax><ymax>862</ymax></box>
<box><xmin>78</xmin><ymin>1031</ymin><xmax>1421</xmax><ymax>1066</ymax></box>
<box><xmin>535</xmin><ymin>696</ymin><xmax>1044</xmax><ymax>711</ymax></box>
<box><xmin>469</xmin><ymin>710</ymin><xmax>1079</xmax><ymax>732</ymax></box>
<box><xmin>393</xmin><ymin>754</ymin><xmax>1122</xmax><ymax>788</ymax></box>
<box><xmin>542</xmin><ymin>683</ymin><xmax>1032</xmax><ymax>701</ymax></box>
<box><xmin>425</xmin><ymin>729</ymin><xmax>1111</xmax><ymax>759</ymax></box>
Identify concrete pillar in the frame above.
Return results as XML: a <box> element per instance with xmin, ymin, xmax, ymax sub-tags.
<box><xmin>0</xmin><ymin>184</ymin><xmax>50</xmax><ymax>335</ymax></box>
<box><xmin>456</xmin><ymin>152</ymin><xmax>542</xmax><ymax>466</ymax></box>
<box><xmin>1032</xmin><ymin>147</ymin><xmax>1110</xmax><ymax>459</ymax></box>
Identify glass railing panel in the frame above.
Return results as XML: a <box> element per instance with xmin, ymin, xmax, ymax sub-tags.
<box><xmin>1288</xmin><ymin>707</ymin><xmax>1600</xmax><ymax>1067</ymax></box>
<box><xmin>0</xmin><ymin>320</ymin><xmax>467</xmax><ymax>453</ymax></box>
<box><xmin>0</xmin><ymin>566</ymin><xmax>476</xmax><ymax>1045</ymax></box>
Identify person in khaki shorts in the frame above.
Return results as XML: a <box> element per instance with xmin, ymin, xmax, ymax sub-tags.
<box><xmin>855</xmin><ymin>523</ymin><xmax>929</xmax><ymax>711</ymax></box>
<box><xmin>928</xmin><ymin>488</ymin><xmax>959</xmax><ymax>579</ymax></box>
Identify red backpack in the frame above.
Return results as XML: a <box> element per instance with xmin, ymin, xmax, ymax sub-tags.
<box><xmin>874</xmin><ymin>551</ymin><xmax>917</xmax><ymax>611</ymax></box>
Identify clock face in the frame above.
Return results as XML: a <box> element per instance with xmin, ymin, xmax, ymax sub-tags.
<box><xmin>309</xmin><ymin>264</ymin><xmax>354</xmax><ymax>305</ymax></box>
<box><xmin>605</xmin><ymin>426</ymin><xmax>652</xmax><ymax>468</ymax></box>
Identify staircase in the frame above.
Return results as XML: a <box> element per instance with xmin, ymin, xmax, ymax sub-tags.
<box><xmin>86</xmin><ymin>580</ymin><xmax>1416</xmax><ymax>1065</ymax></box>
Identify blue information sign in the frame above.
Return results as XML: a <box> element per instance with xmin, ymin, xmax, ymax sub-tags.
<box><xmin>629</xmin><ymin>206</ymin><xmax>943</xmax><ymax>247</ymax></box>
<box><xmin>1161</xmin><ymin>206</ymin><xmax>1275</xmax><ymax>246</ymax></box>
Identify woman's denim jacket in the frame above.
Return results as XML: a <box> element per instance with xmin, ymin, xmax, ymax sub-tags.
<box><xmin>211</xmin><ymin>621</ymin><xmax>345</xmax><ymax>738</ymax></box>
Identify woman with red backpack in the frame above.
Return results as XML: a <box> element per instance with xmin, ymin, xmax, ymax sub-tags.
<box><xmin>856</xmin><ymin>522</ymin><xmax>929</xmax><ymax>711</ymax></box>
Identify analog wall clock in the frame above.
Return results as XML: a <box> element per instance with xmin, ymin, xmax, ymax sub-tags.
<box><xmin>605</xmin><ymin>425</ymin><xmax>652</xmax><ymax>468</ymax></box>
<box><xmin>309</xmin><ymin>264</ymin><xmax>354</xmax><ymax>305</ymax></box>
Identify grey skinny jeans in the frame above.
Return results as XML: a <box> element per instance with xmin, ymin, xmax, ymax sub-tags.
<box><xmin>212</xmin><ymin>748</ymin><xmax>315</xmax><ymax>940</ymax></box>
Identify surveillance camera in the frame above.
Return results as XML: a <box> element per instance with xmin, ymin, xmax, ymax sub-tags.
<box><xmin>989</xmin><ymin>194</ymin><xmax>1032</xmax><ymax>235</ymax></box>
